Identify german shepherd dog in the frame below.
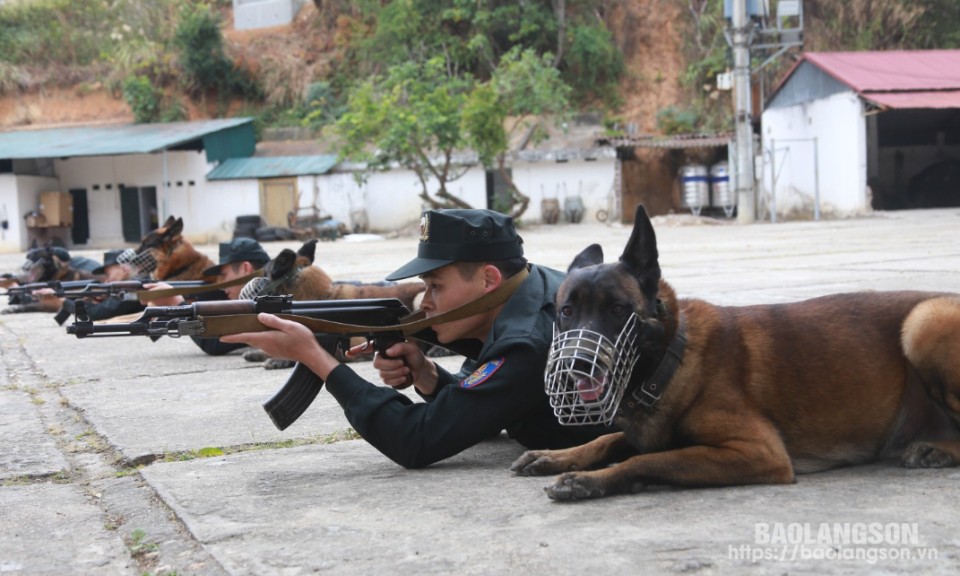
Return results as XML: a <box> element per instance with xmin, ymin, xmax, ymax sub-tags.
<box><xmin>511</xmin><ymin>204</ymin><xmax>960</xmax><ymax>501</ymax></box>
<box><xmin>241</xmin><ymin>239</ymin><xmax>426</xmax><ymax>369</ymax></box>
<box><xmin>133</xmin><ymin>216</ymin><xmax>217</xmax><ymax>281</ymax></box>
<box><xmin>2</xmin><ymin>244</ymin><xmax>100</xmax><ymax>313</ymax></box>
<box><xmin>255</xmin><ymin>239</ymin><xmax>425</xmax><ymax>308</ymax></box>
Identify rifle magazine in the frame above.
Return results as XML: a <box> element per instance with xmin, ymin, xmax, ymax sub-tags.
<box><xmin>263</xmin><ymin>362</ymin><xmax>324</xmax><ymax>431</ymax></box>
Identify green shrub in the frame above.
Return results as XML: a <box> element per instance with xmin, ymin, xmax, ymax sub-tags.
<box><xmin>122</xmin><ymin>75</ymin><xmax>161</xmax><ymax>123</ymax></box>
<box><xmin>173</xmin><ymin>3</ymin><xmax>231</xmax><ymax>95</ymax></box>
<box><xmin>656</xmin><ymin>106</ymin><xmax>699</xmax><ymax>135</ymax></box>
<box><xmin>562</xmin><ymin>23</ymin><xmax>624</xmax><ymax>106</ymax></box>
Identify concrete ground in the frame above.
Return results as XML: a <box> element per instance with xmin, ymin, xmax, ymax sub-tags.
<box><xmin>1</xmin><ymin>208</ymin><xmax>959</xmax><ymax>575</ymax></box>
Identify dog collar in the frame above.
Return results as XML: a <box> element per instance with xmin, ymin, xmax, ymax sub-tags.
<box><xmin>625</xmin><ymin>313</ymin><xmax>687</xmax><ymax>409</ymax></box>
<box><xmin>164</xmin><ymin>262</ymin><xmax>193</xmax><ymax>280</ymax></box>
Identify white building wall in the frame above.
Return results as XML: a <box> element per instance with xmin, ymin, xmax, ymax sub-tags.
<box><xmin>54</xmin><ymin>156</ymin><xmax>126</xmax><ymax>244</ymax></box>
<box><xmin>761</xmin><ymin>91</ymin><xmax>867</xmax><ymax>219</ymax></box>
<box><xmin>232</xmin><ymin>0</ymin><xmax>304</xmax><ymax>31</ymax></box>
<box><xmin>0</xmin><ymin>174</ymin><xmax>61</xmax><ymax>253</ymax></box>
<box><xmin>300</xmin><ymin>156</ymin><xmax>616</xmax><ymax>233</ymax></box>
<box><xmin>164</xmin><ymin>178</ymin><xmax>260</xmax><ymax>244</ymax></box>
<box><xmin>0</xmin><ymin>174</ymin><xmax>24</xmax><ymax>253</ymax></box>
<box><xmin>300</xmin><ymin>167</ymin><xmax>486</xmax><ymax>234</ymax></box>
<box><xmin>7</xmin><ymin>149</ymin><xmax>616</xmax><ymax>251</ymax></box>
<box><xmin>54</xmin><ymin>151</ymin><xmax>258</xmax><ymax>246</ymax></box>
<box><xmin>159</xmin><ymin>151</ymin><xmax>259</xmax><ymax>244</ymax></box>
<box><xmin>511</xmin><ymin>158</ymin><xmax>615</xmax><ymax>225</ymax></box>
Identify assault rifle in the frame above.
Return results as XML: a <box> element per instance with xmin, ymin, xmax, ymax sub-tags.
<box><xmin>65</xmin><ymin>295</ymin><xmax>448</xmax><ymax>430</ymax></box>
<box><xmin>4</xmin><ymin>279</ymin><xmax>212</xmax><ymax>302</ymax></box>
<box><xmin>4</xmin><ymin>278</ymin><xmax>98</xmax><ymax>299</ymax></box>
<box><xmin>65</xmin><ymin>269</ymin><xmax>527</xmax><ymax>430</ymax></box>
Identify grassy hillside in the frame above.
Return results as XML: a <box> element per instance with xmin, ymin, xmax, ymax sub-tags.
<box><xmin>1</xmin><ymin>0</ymin><xmax>958</xmax><ymax>134</ymax></box>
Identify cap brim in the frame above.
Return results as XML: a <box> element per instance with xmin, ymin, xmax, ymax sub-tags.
<box><xmin>91</xmin><ymin>267</ymin><xmax>106</xmax><ymax>276</ymax></box>
<box><xmin>384</xmin><ymin>257</ymin><xmax>453</xmax><ymax>281</ymax></box>
<box><xmin>202</xmin><ymin>264</ymin><xmax>225</xmax><ymax>277</ymax></box>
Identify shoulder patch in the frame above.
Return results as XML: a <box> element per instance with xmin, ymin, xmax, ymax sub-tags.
<box><xmin>460</xmin><ymin>358</ymin><xmax>505</xmax><ymax>389</ymax></box>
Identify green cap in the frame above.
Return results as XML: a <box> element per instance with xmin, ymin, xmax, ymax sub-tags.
<box><xmin>202</xmin><ymin>238</ymin><xmax>270</xmax><ymax>276</ymax></box>
<box><xmin>385</xmin><ymin>209</ymin><xmax>523</xmax><ymax>281</ymax></box>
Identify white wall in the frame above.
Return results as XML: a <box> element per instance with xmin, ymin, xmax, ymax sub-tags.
<box><xmin>159</xmin><ymin>151</ymin><xmax>259</xmax><ymax>244</ymax></box>
<box><xmin>54</xmin><ymin>156</ymin><xmax>123</xmax><ymax>244</ymax></box>
<box><xmin>761</xmin><ymin>91</ymin><xmax>868</xmax><ymax>219</ymax></box>
<box><xmin>8</xmin><ymin>148</ymin><xmax>617</xmax><ymax>251</ymax></box>
<box><xmin>53</xmin><ymin>150</ymin><xmax>258</xmax><ymax>247</ymax></box>
<box><xmin>0</xmin><ymin>174</ymin><xmax>61</xmax><ymax>253</ymax></box>
<box><xmin>198</xmin><ymin>179</ymin><xmax>260</xmax><ymax>242</ymax></box>
<box><xmin>298</xmin><ymin>156</ymin><xmax>616</xmax><ymax>233</ymax></box>
<box><xmin>512</xmin><ymin>158</ymin><xmax>616</xmax><ymax>225</ymax></box>
<box><xmin>0</xmin><ymin>174</ymin><xmax>24</xmax><ymax>253</ymax></box>
<box><xmin>232</xmin><ymin>0</ymin><xmax>304</xmax><ymax>31</ymax></box>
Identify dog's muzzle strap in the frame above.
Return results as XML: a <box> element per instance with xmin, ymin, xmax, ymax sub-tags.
<box><xmin>629</xmin><ymin>314</ymin><xmax>687</xmax><ymax>409</ymax></box>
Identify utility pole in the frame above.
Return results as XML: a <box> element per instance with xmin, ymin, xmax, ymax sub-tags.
<box><xmin>731</xmin><ymin>0</ymin><xmax>756</xmax><ymax>223</ymax></box>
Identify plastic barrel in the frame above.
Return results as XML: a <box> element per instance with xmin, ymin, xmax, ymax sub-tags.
<box><xmin>709</xmin><ymin>162</ymin><xmax>736</xmax><ymax>217</ymax></box>
<box><xmin>679</xmin><ymin>165</ymin><xmax>709</xmax><ymax>215</ymax></box>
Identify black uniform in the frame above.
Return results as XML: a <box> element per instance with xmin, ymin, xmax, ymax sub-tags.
<box><xmin>56</xmin><ymin>295</ymin><xmax>145</xmax><ymax>323</ymax></box>
<box><xmin>324</xmin><ymin>264</ymin><xmax>613</xmax><ymax>468</ymax></box>
<box><xmin>187</xmin><ymin>239</ymin><xmax>271</xmax><ymax>356</ymax></box>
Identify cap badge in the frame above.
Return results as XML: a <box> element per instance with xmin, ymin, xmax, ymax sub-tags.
<box><xmin>419</xmin><ymin>213</ymin><xmax>430</xmax><ymax>242</ymax></box>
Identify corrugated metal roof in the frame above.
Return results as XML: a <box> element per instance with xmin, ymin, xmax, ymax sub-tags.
<box><xmin>769</xmin><ymin>50</ymin><xmax>960</xmax><ymax>111</ymax></box>
<box><xmin>206</xmin><ymin>155</ymin><xmax>339</xmax><ymax>180</ymax></box>
<box><xmin>597</xmin><ymin>133</ymin><xmax>732</xmax><ymax>149</ymax></box>
<box><xmin>805</xmin><ymin>50</ymin><xmax>960</xmax><ymax>92</ymax></box>
<box><xmin>0</xmin><ymin>118</ymin><xmax>254</xmax><ymax>160</ymax></box>
<box><xmin>862</xmin><ymin>90</ymin><xmax>960</xmax><ymax>110</ymax></box>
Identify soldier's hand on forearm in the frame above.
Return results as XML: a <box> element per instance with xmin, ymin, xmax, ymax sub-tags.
<box><xmin>139</xmin><ymin>282</ymin><xmax>184</xmax><ymax>306</ymax></box>
<box><xmin>221</xmin><ymin>313</ymin><xmax>339</xmax><ymax>379</ymax></box>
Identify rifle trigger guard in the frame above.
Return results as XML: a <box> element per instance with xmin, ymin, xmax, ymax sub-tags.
<box><xmin>165</xmin><ymin>319</ymin><xmax>182</xmax><ymax>338</ymax></box>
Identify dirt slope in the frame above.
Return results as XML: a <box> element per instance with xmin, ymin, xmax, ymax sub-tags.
<box><xmin>0</xmin><ymin>1</ymin><xmax>686</xmax><ymax>132</ymax></box>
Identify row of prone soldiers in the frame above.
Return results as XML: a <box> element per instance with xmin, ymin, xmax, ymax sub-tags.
<box><xmin>2</xmin><ymin>238</ymin><xmax>274</xmax><ymax>357</ymax></box>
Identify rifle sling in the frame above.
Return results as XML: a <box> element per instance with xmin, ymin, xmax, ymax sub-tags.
<box><xmin>135</xmin><ymin>269</ymin><xmax>264</xmax><ymax>300</ymax></box>
<box><xmin>197</xmin><ymin>266</ymin><xmax>530</xmax><ymax>339</ymax></box>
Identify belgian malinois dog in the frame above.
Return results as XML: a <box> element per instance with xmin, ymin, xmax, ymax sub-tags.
<box><xmin>134</xmin><ymin>216</ymin><xmax>216</xmax><ymax>281</ymax></box>
<box><xmin>511</xmin><ymin>204</ymin><xmax>960</xmax><ymax>501</ymax></box>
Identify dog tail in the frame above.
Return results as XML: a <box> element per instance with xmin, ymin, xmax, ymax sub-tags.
<box><xmin>902</xmin><ymin>296</ymin><xmax>960</xmax><ymax>400</ymax></box>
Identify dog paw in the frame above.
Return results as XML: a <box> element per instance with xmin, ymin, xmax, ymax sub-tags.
<box><xmin>263</xmin><ymin>358</ymin><xmax>295</xmax><ymax>370</ymax></box>
<box><xmin>242</xmin><ymin>349</ymin><xmax>269</xmax><ymax>363</ymax></box>
<box><xmin>545</xmin><ymin>472</ymin><xmax>606</xmax><ymax>501</ymax></box>
<box><xmin>901</xmin><ymin>442</ymin><xmax>956</xmax><ymax>468</ymax></box>
<box><xmin>511</xmin><ymin>450</ymin><xmax>574</xmax><ymax>476</ymax></box>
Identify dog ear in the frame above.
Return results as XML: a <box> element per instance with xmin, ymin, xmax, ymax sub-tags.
<box><xmin>297</xmin><ymin>239</ymin><xmax>318</xmax><ymax>265</ymax></box>
<box><xmin>166</xmin><ymin>217</ymin><xmax>184</xmax><ymax>238</ymax></box>
<box><xmin>619</xmin><ymin>204</ymin><xmax>661</xmax><ymax>304</ymax></box>
<box><xmin>162</xmin><ymin>215</ymin><xmax>176</xmax><ymax>229</ymax></box>
<box><xmin>568</xmin><ymin>244</ymin><xmax>603</xmax><ymax>272</ymax></box>
<box><xmin>271</xmin><ymin>249</ymin><xmax>297</xmax><ymax>279</ymax></box>
<box><xmin>619</xmin><ymin>205</ymin><xmax>659</xmax><ymax>271</ymax></box>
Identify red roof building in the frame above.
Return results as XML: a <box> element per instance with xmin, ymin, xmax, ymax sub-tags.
<box><xmin>762</xmin><ymin>50</ymin><xmax>960</xmax><ymax>219</ymax></box>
